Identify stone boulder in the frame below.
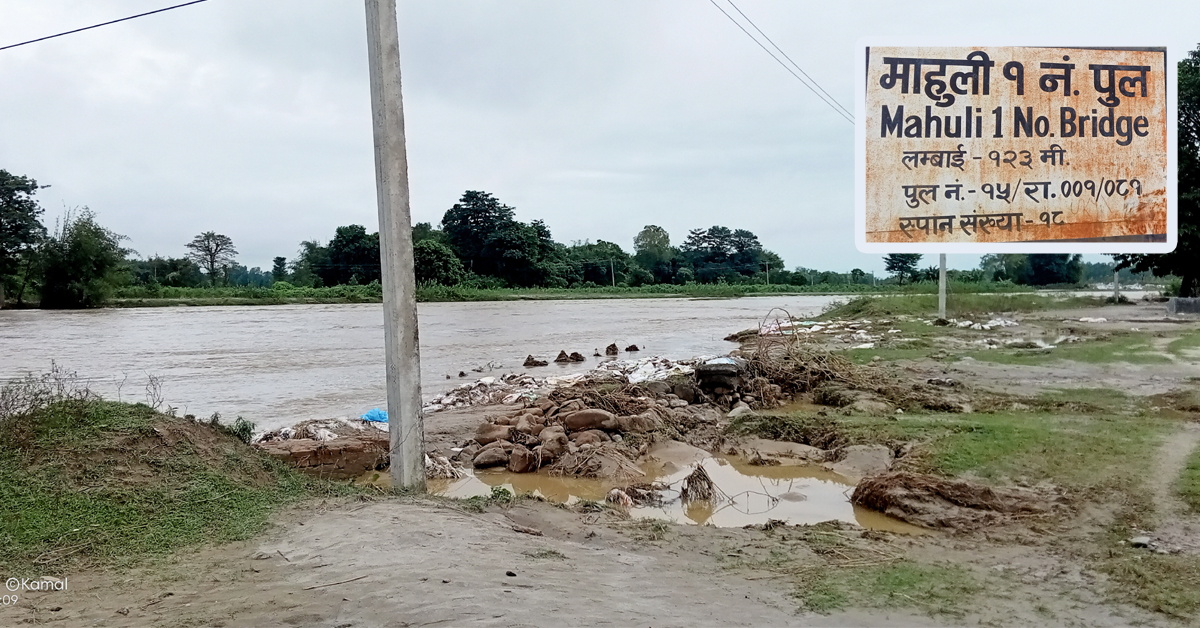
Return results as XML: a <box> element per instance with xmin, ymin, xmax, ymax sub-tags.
<box><xmin>507</xmin><ymin>444</ymin><xmax>540</xmax><ymax>473</ymax></box>
<box><xmin>475</xmin><ymin>423</ymin><xmax>513</xmax><ymax>446</ymax></box>
<box><xmin>554</xmin><ymin>350</ymin><xmax>571</xmax><ymax>363</ymax></box>
<box><xmin>644</xmin><ymin>381</ymin><xmax>672</xmax><ymax>396</ymax></box>
<box><xmin>515</xmin><ymin>415</ymin><xmax>535</xmax><ymax>435</ymax></box>
<box><xmin>563</xmin><ymin>409</ymin><xmax>620</xmax><ymax>432</ymax></box>
<box><xmin>673</xmin><ymin>383</ymin><xmax>698</xmax><ymax>404</ymax></box>
<box><xmin>570</xmin><ymin>429</ymin><xmax>611</xmax><ymax>447</ymax></box>
<box><xmin>558</xmin><ymin>399</ymin><xmax>586</xmax><ymax>415</ymax></box>
<box><xmin>616</xmin><ymin>412</ymin><xmax>659</xmax><ymax>433</ymax></box>
<box><xmin>568</xmin><ymin>352</ymin><xmax>586</xmax><ymax>362</ymax></box>
<box><xmin>523</xmin><ymin>355</ymin><xmax>548</xmax><ymax>367</ymax></box>
<box><xmin>537</xmin><ymin>426</ymin><xmax>568</xmax><ymax>460</ymax></box>
<box><xmin>473</xmin><ymin>446</ymin><xmax>511</xmax><ymax>468</ymax></box>
<box><xmin>605</xmin><ymin>343</ymin><xmax>619</xmax><ymax>355</ymax></box>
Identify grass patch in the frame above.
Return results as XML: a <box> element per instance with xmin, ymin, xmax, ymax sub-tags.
<box><xmin>1167</xmin><ymin>331</ymin><xmax>1200</xmax><ymax>357</ymax></box>
<box><xmin>1179</xmin><ymin>442</ymin><xmax>1200</xmax><ymax>513</ymax></box>
<box><xmin>968</xmin><ymin>332</ymin><xmax>1171</xmax><ymax>366</ymax></box>
<box><xmin>0</xmin><ymin>397</ymin><xmax>354</xmax><ymax>576</ymax></box>
<box><xmin>733</xmin><ymin>411</ymin><xmax>1169</xmax><ymax>491</ymax></box>
<box><xmin>626</xmin><ymin>518</ymin><xmax>672</xmax><ymax>542</ymax></box>
<box><xmin>845</xmin><ymin>346</ymin><xmax>935</xmax><ymax>364</ymax></box>
<box><xmin>798</xmin><ymin>561</ymin><xmax>982</xmax><ymax>616</ymax></box>
<box><xmin>1098</xmin><ymin>550</ymin><xmax>1200</xmax><ymax>619</ymax></box>
<box><xmin>1035</xmin><ymin>388</ymin><xmax>1134</xmax><ymax>412</ymax></box>
<box><xmin>523</xmin><ymin>548</ymin><xmax>567</xmax><ymax>560</ymax></box>
<box><xmin>821</xmin><ymin>293</ymin><xmax>1104</xmax><ymax>320</ymax></box>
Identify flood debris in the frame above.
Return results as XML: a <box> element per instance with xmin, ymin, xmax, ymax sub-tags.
<box><xmin>606</xmin><ymin>487</ymin><xmax>634</xmax><ymax>508</ymax></box>
<box><xmin>426</xmin><ymin>454</ymin><xmax>465</xmax><ymax>479</ymax></box>
<box><xmin>681</xmin><ymin>464</ymin><xmax>717</xmax><ymax>502</ymax></box>
<box><xmin>850</xmin><ymin>471</ymin><xmax>1059</xmax><ymax>529</ymax></box>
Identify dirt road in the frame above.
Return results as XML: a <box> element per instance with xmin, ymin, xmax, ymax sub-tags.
<box><xmin>13</xmin><ymin>499</ymin><xmax>944</xmax><ymax>628</ymax></box>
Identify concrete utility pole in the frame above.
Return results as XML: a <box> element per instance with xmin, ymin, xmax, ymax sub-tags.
<box><xmin>765</xmin><ymin>262</ymin><xmax>770</xmax><ymax>285</ymax></box>
<box><xmin>610</xmin><ymin>259</ymin><xmax>616</xmax><ymax>287</ymax></box>
<box><xmin>365</xmin><ymin>0</ymin><xmax>425</xmax><ymax>490</ymax></box>
<box><xmin>938</xmin><ymin>254</ymin><xmax>947</xmax><ymax>319</ymax></box>
<box><xmin>1113</xmin><ymin>270</ymin><xmax>1121</xmax><ymax>302</ymax></box>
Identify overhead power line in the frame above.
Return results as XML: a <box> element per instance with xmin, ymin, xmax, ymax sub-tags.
<box><xmin>723</xmin><ymin>0</ymin><xmax>855</xmax><ymax>122</ymax></box>
<box><xmin>0</xmin><ymin>0</ymin><xmax>212</xmax><ymax>52</ymax></box>
<box><xmin>706</xmin><ymin>0</ymin><xmax>854</xmax><ymax>125</ymax></box>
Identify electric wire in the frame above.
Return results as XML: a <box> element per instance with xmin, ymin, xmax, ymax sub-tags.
<box><xmin>723</xmin><ymin>0</ymin><xmax>855</xmax><ymax>122</ymax></box>
<box><xmin>706</xmin><ymin>0</ymin><xmax>854</xmax><ymax>125</ymax></box>
<box><xmin>0</xmin><ymin>0</ymin><xmax>211</xmax><ymax>52</ymax></box>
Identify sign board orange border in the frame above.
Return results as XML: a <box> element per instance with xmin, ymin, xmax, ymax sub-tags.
<box><xmin>855</xmin><ymin>41</ymin><xmax>1176</xmax><ymax>253</ymax></box>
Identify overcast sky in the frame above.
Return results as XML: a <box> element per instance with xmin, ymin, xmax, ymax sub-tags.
<box><xmin>2</xmin><ymin>1</ymin><xmax>1197</xmax><ymax>274</ymax></box>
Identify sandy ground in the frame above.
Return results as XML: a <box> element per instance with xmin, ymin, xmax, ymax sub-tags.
<box><xmin>9</xmin><ymin>499</ymin><xmax>949</xmax><ymax>628</ymax></box>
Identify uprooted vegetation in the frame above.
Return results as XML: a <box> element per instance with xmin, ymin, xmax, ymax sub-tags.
<box><xmin>0</xmin><ymin>368</ymin><xmax>355</xmax><ymax>576</ymax></box>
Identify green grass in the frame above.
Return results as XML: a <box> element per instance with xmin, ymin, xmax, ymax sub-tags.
<box><xmin>1097</xmin><ymin>545</ymin><xmax>1200</xmax><ymax>619</ymax></box>
<box><xmin>1167</xmin><ymin>331</ymin><xmax>1200</xmax><ymax>357</ymax></box>
<box><xmin>967</xmin><ymin>332</ymin><xmax>1171</xmax><ymax>365</ymax></box>
<box><xmin>1179</xmin><ymin>441</ymin><xmax>1200</xmax><ymax>513</ymax></box>
<box><xmin>733</xmin><ymin>410</ymin><xmax>1169</xmax><ymax>490</ymax></box>
<box><xmin>798</xmin><ymin>561</ymin><xmax>983</xmax><ymax>616</ymax></box>
<box><xmin>821</xmin><ymin>293</ymin><xmax>1105</xmax><ymax>320</ymax></box>
<box><xmin>0</xmin><ymin>399</ymin><xmax>354</xmax><ymax>576</ymax></box>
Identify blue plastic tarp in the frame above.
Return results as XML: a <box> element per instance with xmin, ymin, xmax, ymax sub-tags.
<box><xmin>361</xmin><ymin>408</ymin><xmax>389</xmax><ymax>423</ymax></box>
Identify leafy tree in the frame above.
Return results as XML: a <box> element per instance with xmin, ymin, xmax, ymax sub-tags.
<box><xmin>128</xmin><ymin>256</ymin><xmax>204</xmax><ymax>287</ymax></box>
<box><xmin>325</xmin><ymin>224</ymin><xmax>380</xmax><ymax>286</ymax></box>
<box><xmin>884</xmin><ymin>253</ymin><xmax>922</xmax><ymax>284</ymax></box>
<box><xmin>289</xmin><ymin>240</ymin><xmax>329</xmax><ymax>287</ymax></box>
<box><xmin>39</xmin><ymin>208</ymin><xmax>128</xmax><ymax>308</ymax></box>
<box><xmin>413</xmin><ymin>240</ymin><xmax>466</xmax><ymax>285</ymax></box>
<box><xmin>185</xmin><ymin>232</ymin><xmax>238</xmax><ymax>286</ymax></box>
<box><xmin>633</xmin><ymin>225</ymin><xmax>676</xmax><ymax>283</ymax></box>
<box><xmin>0</xmin><ymin>170</ymin><xmax>47</xmax><ymax>306</ymax></box>
<box><xmin>681</xmin><ymin>226</ymin><xmax>767</xmax><ymax>282</ymax></box>
<box><xmin>412</xmin><ymin>222</ymin><xmax>447</xmax><ymax>246</ymax></box>
<box><xmin>1027</xmin><ymin>254</ymin><xmax>1083</xmax><ymax>285</ymax></box>
<box><xmin>224</xmin><ymin>264</ymin><xmax>272</xmax><ymax>287</ymax></box>
<box><xmin>1115</xmin><ymin>44</ymin><xmax>1200</xmax><ymax>296</ymax></box>
<box><xmin>271</xmin><ymin>256</ymin><xmax>288</xmax><ymax>282</ymax></box>
<box><xmin>850</xmin><ymin>268</ymin><xmax>866</xmax><ymax>283</ymax></box>
<box><xmin>442</xmin><ymin>190</ymin><xmax>516</xmax><ymax>274</ymax></box>
<box><xmin>567</xmin><ymin>240</ymin><xmax>636</xmax><ymax>286</ymax></box>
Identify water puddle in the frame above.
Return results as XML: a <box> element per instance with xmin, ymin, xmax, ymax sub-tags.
<box><xmin>366</xmin><ymin>455</ymin><xmax>926</xmax><ymax>534</ymax></box>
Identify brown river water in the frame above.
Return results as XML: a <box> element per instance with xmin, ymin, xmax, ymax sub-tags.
<box><xmin>0</xmin><ymin>296</ymin><xmax>839</xmax><ymax>433</ymax></box>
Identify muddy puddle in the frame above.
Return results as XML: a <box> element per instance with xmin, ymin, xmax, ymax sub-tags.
<box><xmin>363</xmin><ymin>455</ymin><xmax>926</xmax><ymax>534</ymax></box>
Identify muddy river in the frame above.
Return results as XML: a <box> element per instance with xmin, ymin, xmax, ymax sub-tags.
<box><xmin>0</xmin><ymin>296</ymin><xmax>839</xmax><ymax>432</ymax></box>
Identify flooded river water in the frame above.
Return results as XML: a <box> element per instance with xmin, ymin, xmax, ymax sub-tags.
<box><xmin>0</xmin><ymin>296</ymin><xmax>839</xmax><ymax>432</ymax></box>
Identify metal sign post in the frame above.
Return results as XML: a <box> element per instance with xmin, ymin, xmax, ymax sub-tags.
<box><xmin>364</xmin><ymin>0</ymin><xmax>425</xmax><ymax>490</ymax></box>
<box><xmin>938</xmin><ymin>253</ymin><xmax>947</xmax><ymax>319</ymax></box>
